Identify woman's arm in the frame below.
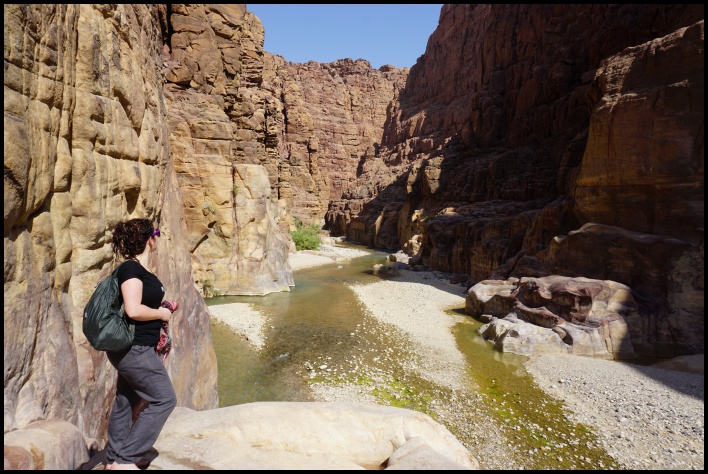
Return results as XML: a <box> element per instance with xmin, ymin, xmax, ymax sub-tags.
<box><xmin>121</xmin><ymin>278</ymin><xmax>171</xmax><ymax>322</ymax></box>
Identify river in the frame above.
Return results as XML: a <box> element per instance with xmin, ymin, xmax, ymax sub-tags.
<box><xmin>206</xmin><ymin>247</ymin><xmax>617</xmax><ymax>470</ymax></box>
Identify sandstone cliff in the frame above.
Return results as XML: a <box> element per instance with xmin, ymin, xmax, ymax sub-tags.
<box><xmin>4</xmin><ymin>4</ymin><xmax>217</xmax><ymax>467</ymax></box>
<box><xmin>321</xmin><ymin>4</ymin><xmax>704</xmax><ymax>358</ymax></box>
<box><xmin>162</xmin><ymin>5</ymin><xmax>295</xmax><ymax>296</ymax></box>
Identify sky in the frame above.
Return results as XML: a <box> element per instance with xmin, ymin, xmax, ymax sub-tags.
<box><xmin>246</xmin><ymin>4</ymin><xmax>444</xmax><ymax>70</ymax></box>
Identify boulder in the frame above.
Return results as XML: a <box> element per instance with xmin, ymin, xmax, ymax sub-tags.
<box><xmin>467</xmin><ymin>276</ymin><xmax>637</xmax><ymax>359</ymax></box>
<box><xmin>149</xmin><ymin>402</ymin><xmax>480</xmax><ymax>470</ymax></box>
<box><xmin>3</xmin><ymin>419</ymin><xmax>89</xmax><ymax>470</ymax></box>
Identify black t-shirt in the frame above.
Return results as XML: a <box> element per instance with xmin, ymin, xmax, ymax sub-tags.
<box><xmin>117</xmin><ymin>260</ymin><xmax>165</xmax><ymax>347</ymax></box>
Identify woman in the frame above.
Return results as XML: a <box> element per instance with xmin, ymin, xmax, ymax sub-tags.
<box><xmin>105</xmin><ymin>218</ymin><xmax>177</xmax><ymax>470</ymax></box>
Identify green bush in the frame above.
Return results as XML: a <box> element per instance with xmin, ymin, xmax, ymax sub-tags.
<box><xmin>202</xmin><ymin>280</ymin><xmax>221</xmax><ymax>298</ymax></box>
<box><xmin>290</xmin><ymin>221</ymin><xmax>321</xmax><ymax>251</ymax></box>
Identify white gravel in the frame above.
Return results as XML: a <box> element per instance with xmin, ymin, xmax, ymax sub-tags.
<box><xmin>208</xmin><ymin>303</ymin><xmax>268</xmax><ymax>350</ymax></box>
<box><xmin>347</xmin><ymin>271</ymin><xmax>469</xmax><ymax>391</ymax></box>
<box><xmin>525</xmin><ymin>353</ymin><xmax>704</xmax><ymax>470</ymax></box>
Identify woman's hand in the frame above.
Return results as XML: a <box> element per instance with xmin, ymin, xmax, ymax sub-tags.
<box><xmin>158</xmin><ymin>306</ymin><xmax>172</xmax><ymax>322</ymax></box>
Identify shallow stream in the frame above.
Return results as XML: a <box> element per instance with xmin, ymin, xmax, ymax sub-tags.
<box><xmin>207</xmin><ymin>246</ymin><xmax>618</xmax><ymax>469</ymax></box>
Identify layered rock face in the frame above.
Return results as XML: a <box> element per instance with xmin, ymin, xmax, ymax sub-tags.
<box><xmin>510</xmin><ymin>21</ymin><xmax>705</xmax><ymax>357</ymax></box>
<box><xmin>4</xmin><ymin>4</ymin><xmax>218</xmax><ymax>467</ymax></box>
<box><xmin>268</xmin><ymin>59</ymin><xmax>409</xmax><ymax>226</ymax></box>
<box><xmin>323</xmin><ymin>4</ymin><xmax>704</xmax><ymax>357</ymax></box>
<box><xmin>162</xmin><ymin>5</ymin><xmax>295</xmax><ymax>296</ymax></box>
<box><xmin>162</xmin><ymin>4</ymin><xmax>410</xmax><ymax>294</ymax></box>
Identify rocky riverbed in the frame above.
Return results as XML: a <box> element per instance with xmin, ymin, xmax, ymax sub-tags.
<box><xmin>210</xmin><ymin>244</ymin><xmax>704</xmax><ymax>470</ymax></box>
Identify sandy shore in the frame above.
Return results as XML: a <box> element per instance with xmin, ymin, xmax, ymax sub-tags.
<box><xmin>209</xmin><ymin>244</ymin><xmax>704</xmax><ymax>470</ymax></box>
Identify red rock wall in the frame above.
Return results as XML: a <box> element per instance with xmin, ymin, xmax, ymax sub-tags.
<box><xmin>319</xmin><ymin>4</ymin><xmax>703</xmax><ymax>356</ymax></box>
<box><xmin>261</xmin><ymin>58</ymin><xmax>409</xmax><ymax>226</ymax></box>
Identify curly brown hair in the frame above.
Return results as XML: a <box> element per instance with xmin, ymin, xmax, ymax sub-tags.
<box><xmin>112</xmin><ymin>218</ymin><xmax>155</xmax><ymax>260</ymax></box>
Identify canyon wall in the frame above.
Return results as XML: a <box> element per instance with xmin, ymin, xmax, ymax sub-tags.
<box><xmin>322</xmin><ymin>4</ymin><xmax>704</xmax><ymax>357</ymax></box>
<box><xmin>3</xmin><ymin>4</ymin><xmax>221</xmax><ymax>464</ymax></box>
<box><xmin>265</xmin><ymin>58</ymin><xmax>409</xmax><ymax>226</ymax></box>
<box><xmin>162</xmin><ymin>4</ymin><xmax>294</xmax><ymax>296</ymax></box>
<box><xmin>159</xmin><ymin>5</ymin><xmax>408</xmax><ymax>296</ymax></box>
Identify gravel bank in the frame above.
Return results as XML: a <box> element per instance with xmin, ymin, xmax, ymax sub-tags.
<box><xmin>208</xmin><ymin>303</ymin><xmax>268</xmax><ymax>350</ymax></box>
<box><xmin>525</xmin><ymin>354</ymin><xmax>704</xmax><ymax>470</ymax></box>
<box><xmin>317</xmin><ymin>263</ymin><xmax>704</xmax><ymax>470</ymax></box>
<box><xmin>342</xmin><ymin>265</ymin><xmax>704</xmax><ymax>470</ymax></box>
<box><xmin>346</xmin><ymin>271</ymin><xmax>470</xmax><ymax>391</ymax></box>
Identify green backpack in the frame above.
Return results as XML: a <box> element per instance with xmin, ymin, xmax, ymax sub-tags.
<box><xmin>82</xmin><ymin>263</ymin><xmax>135</xmax><ymax>351</ymax></box>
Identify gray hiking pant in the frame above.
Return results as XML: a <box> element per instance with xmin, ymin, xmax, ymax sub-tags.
<box><xmin>106</xmin><ymin>344</ymin><xmax>177</xmax><ymax>464</ymax></box>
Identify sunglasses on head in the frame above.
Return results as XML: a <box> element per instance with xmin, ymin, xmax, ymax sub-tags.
<box><xmin>149</xmin><ymin>229</ymin><xmax>161</xmax><ymax>239</ymax></box>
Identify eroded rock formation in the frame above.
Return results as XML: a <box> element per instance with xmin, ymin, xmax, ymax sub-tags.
<box><xmin>467</xmin><ymin>276</ymin><xmax>637</xmax><ymax>359</ymax></box>
<box><xmin>268</xmin><ymin>58</ymin><xmax>409</xmax><ymax>226</ymax></box>
<box><xmin>158</xmin><ymin>5</ymin><xmax>410</xmax><ymax>296</ymax></box>
<box><xmin>162</xmin><ymin>5</ymin><xmax>295</xmax><ymax>296</ymax></box>
<box><xmin>321</xmin><ymin>5</ymin><xmax>704</xmax><ymax>358</ymax></box>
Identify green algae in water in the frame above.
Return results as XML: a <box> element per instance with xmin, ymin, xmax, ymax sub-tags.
<box><xmin>452</xmin><ymin>313</ymin><xmax>620</xmax><ymax>470</ymax></box>
<box><xmin>208</xmin><ymin>248</ymin><xmax>621</xmax><ymax>470</ymax></box>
